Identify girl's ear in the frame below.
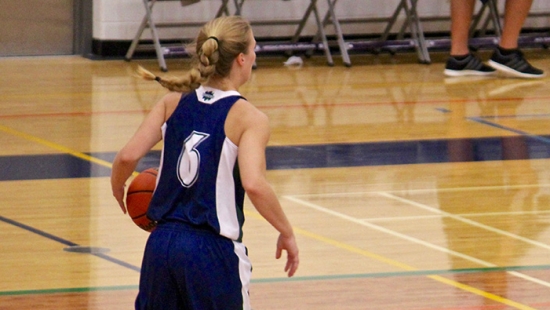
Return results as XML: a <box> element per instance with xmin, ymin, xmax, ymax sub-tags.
<box><xmin>236</xmin><ymin>53</ymin><xmax>245</xmax><ymax>66</ymax></box>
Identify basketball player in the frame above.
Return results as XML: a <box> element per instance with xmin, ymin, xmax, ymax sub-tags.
<box><xmin>111</xmin><ymin>16</ymin><xmax>299</xmax><ymax>310</ymax></box>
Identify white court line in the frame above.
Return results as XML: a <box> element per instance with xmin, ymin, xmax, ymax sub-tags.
<box><xmin>379</xmin><ymin>192</ymin><xmax>550</xmax><ymax>251</ymax></box>
<box><xmin>284</xmin><ymin>195</ymin><xmax>550</xmax><ymax>289</ymax></box>
<box><xmin>290</xmin><ymin>183</ymin><xmax>550</xmax><ymax>198</ymax></box>
<box><xmin>456</xmin><ymin>210</ymin><xmax>550</xmax><ymax>217</ymax></box>
<box><xmin>365</xmin><ymin>214</ymin><xmax>443</xmax><ymax>222</ymax></box>
<box><xmin>365</xmin><ymin>210</ymin><xmax>550</xmax><ymax>222</ymax></box>
<box><xmin>284</xmin><ymin>195</ymin><xmax>492</xmax><ymax>266</ymax></box>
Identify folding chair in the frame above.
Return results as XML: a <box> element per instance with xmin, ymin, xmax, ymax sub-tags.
<box><xmin>307</xmin><ymin>0</ymin><xmax>430</xmax><ymax>65</ymax></box>
<box><xmin>125</xmin><ymin>0</ymin><xmax>232</xmax><ymax>71</ymax></box>
<box><xmin>471</xmin><ymin>0</ymin><xmax>550</xmax><ymax>49</ymax></box>
<box><xmin>233</xmin><ymin>0</ymin><xmax>338</xmax><ymax>66</ymax></box>
<box><xmin>377</xmin><ymin>0</ymin><xmax>430</xmax><ymax>63</ymax></box>
<box><xmin>470</xmin><ymin>0</ymin><xmax>502</xmax><ymax>38</ymax></box>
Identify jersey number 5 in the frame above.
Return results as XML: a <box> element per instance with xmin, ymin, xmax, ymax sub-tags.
<box><xmin>177</xmin><ymin>131</ymin><xmax>210</xmax><ymax>188</ymax></box>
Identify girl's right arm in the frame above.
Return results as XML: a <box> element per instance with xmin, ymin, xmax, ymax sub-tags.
<box><xmin>111</xmin><ymin>92</ymin><xmax>180</xmax><ymax>213</ymax></box>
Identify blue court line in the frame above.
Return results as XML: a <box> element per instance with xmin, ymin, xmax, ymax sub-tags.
<box><xmin>435</xmin><ymin>107</ymin><xmax>550</xmax><ymax>145</ymax></box>
<box><xmin>435</xmin><ymin>107</ymin><xmax>452</xmax><ymax>113</ymax></box>
<box><xmin>476</xmin><ymin>113</ymin><xmax>550</xmax><ymax>119</ymax></box>
<box><xmin>0</xmin><ymin>215</ymin><xmax>77</xmax><ymax>247</ymax></box>
<box><xmin>3</xmin><ymin>134</ymin><xmax>550</xmax><ymax>181</ymax></box>
<box><xmin>2</xmin><ymin>264</ymin><xmax>550</xmax><ymax>296</ymax></box>
<box><xmin>91</xmin><ymin>252</ymin><xmax>141</xmax><ymax>272</ymax></box>
<box><xmin>0</xmin><ymin>215</ymin><xmax>141</xmax><ymax>272</ymax></box>
<box><xmin>468</xmin><ymin>117</ymin><xmax>550</xmax><ymax>145</ymax></box>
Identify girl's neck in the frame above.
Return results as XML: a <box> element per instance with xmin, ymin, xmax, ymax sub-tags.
<box><xmin>204</xmin><ymin>77</ymin><xmax>238</xmax><ymax>92</ymax></box>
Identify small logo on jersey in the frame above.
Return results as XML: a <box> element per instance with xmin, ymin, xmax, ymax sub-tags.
<box><xmin>202</xmin><ymin>91</ymin><xmax>215</xmax><ymax>101</ymax></box>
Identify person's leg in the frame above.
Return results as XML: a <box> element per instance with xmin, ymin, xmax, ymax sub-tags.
<box><xmin>445</xmin><ymin>0</ymin><xmax>496</xmax><ymax>77</ymax></box>
<box><xmin>499</xmin><ymin>0</ymin><xmax>533</xmax><ymax>49</ymax></box>
<box><xmin>488</xmin><ymin>0</ymin><xmax>545</xmax><ymax>78</ymax></box>
<box><xmin>169</xmin><ymin>228</ymin><xmax>252</xmax><ymax>310</ymax></box>
<box><xmin>135</xmin><ymin>228</ymin><xmax>185</xmax><ymax>310</ymax></box>
<box><xmin>450</xmin><ymin>0</ymin><xmax>476</xmax><ymax>56</ymax></box>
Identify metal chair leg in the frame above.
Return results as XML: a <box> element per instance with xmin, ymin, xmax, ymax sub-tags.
<box><xmin>326</xmin><ymin>0</ymin><xmax>351</xmax><ymax>66</ymax></box>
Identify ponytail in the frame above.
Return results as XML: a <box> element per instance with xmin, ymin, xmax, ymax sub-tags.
<box><xmin>136</xmin><ymin>16</ymin><xmax>251</xmax><ymax>92</ymax></box>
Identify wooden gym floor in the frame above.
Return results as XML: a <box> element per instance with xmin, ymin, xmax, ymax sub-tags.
<box><xmin>1</xmin><ymin>48</ymin><xmax>550</xmax><ymax>309</ymax></box>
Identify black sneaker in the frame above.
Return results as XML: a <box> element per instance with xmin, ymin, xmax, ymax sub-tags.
<box><xmin>488</xmin><ymin>48</ymin><xmax>545</xmax><ymax>79</ymax></box>
<box><xmin>444</xmin><ymin>53</ymin><xmax>496</xmax><ymax>77</ymax></box>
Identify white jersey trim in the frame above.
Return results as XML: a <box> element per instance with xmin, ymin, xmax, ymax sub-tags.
<box><xmin>157</xmin><ymin>123</ymin><xmax>168</xmax><ymax>189</ymax></box>
<box><xmin>216</xmin><ymin>137</ymin><xmax>240</xmax><ymax>240</ymax></box>
<box><xmin>196</xmin><ymin>86</ymin><xmax>241</xmax><ymax>104</ymax></box>
<box><xmin>233</xmin><ymin>241</ymin><xmax>252</xmax><ymax>310</ymax></box>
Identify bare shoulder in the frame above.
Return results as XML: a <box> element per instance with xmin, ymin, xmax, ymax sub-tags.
<box><xmin>162</xmin><ymin>91</ymin><xmax>182</xmax><ymax>108</ymax></box>
<box><xmin>164</xmin><ymin>91</ymin><xmax>183</xmax><ymax>101</ymax></box>
<box><xmin>233</xmin><ymin>98</ymin><xmax>268</xmax><ymax>126</ymax></box>
<box><xmin>158</xmin><ymin>91</ymin><xmax>183</xmax><ymax>120</ymax></box>
<box><xmin>226</xmin><ymin>98</ymin><xmax>270</xmax><ymax>146</ymax></box>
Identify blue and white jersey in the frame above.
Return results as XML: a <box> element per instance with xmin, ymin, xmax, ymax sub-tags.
<box><xmin>147</xmin><ymin>86</ymin><xmax>246</xmax><ymax>242</ymax></box>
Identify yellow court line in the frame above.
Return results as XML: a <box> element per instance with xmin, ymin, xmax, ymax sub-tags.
<box><xmin>428</xmin><ymin>275</ymin><xmax>536</xmax><ymax>310</ymax></box>
<box><xmin>0</xmin><ymin>124</ymin><xmax>138</xmax><ymax>176</ymax></box>
<box><xmin>0</xmin><ymin>124</ymin><xmax>112</xmax><ymax>167</ymax></box>
<box><xmin>243</xmin><ymin>210</ymin><xmax>536</xmax><ymax>310</ymax></box>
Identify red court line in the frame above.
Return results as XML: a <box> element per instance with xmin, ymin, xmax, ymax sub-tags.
<box><xmin>1</xmin><ymin>95</ymin><xmax>549</xmax><ymax>120</ymax></box>
<box><xmin>0</xmin><ymin>109</ymin><xmax>149</xmax><ymax>119</ymax></box>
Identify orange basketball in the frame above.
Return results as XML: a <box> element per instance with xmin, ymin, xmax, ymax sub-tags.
<box><xmin>126</xmin><ymin>167</ymin><xmax>158</xmax><ymax>232</ymax></box>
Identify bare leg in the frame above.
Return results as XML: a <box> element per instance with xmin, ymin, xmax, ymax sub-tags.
<box><xmin>450</xmin><ymin>0</ymin><xmax>476</xmax><ymax>56</ymax></box>
<box><xmin>499</xmin><ymin>0</ymin><xmax>534</xmax><ymax>49</ymax></box>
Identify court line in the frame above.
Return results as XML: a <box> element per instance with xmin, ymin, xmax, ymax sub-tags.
<box><xmin>457</xmin><ymin>210</ymin><xmax>550</xmax><ymax>217</ymax></box>
<box><xmin>2</xmin><ymin>95</ymin><xmax>550</xmax><ymax>120</ymax></box>
<box><xmin>290</xmin><ymin>182</ymin><xmax>550</xmax><ymax>197</ymax></box>
<box><xmin>253</xmin><ymin>264</ymin><xmax>550</xmax><ymax>283</ymax></box>
<box><xmin>364</xmin><ymin>209</ymin><xmax>550</xmax><ymax>222</ymax></box>
<box><xmin>0</xmin><ymin>215</ymin><xmax>141</xmax><ymax>272</ymax></box>
<box><xmin>1</xmin><ymin>196</ymin><xmax>545</xmax><ymax>305</ymax></box>
<box><xmin>379</xmin><ymin>192</ymin><xmax>550</xmax><ymax>290</ymax></box>
<box><xmin>288</xmin><ymin>194</ymin><xmax>550</xmax><ymax>280</ymax></box>
<box><xmin>0</xmin><ymin>123</ymin><xmax>180</xmax><ymax>282</ymax></box>
<box><xmin>365</xmin><ymin>214</ymin><xmax>444</xmax><ymax>221</ymax></box>
<box><xmin>478</xmin><ymin>114</ymin><xmax>550</xmax><ymax>119</ymax></box>
<box><xmin>468</xmin><ymin>117</ymin><xmax>550</xmax><ymax>145</ymax></box>
<box><xmin>379</xmin><ymin>192</ymin><xmax>550</xmax><ymax>251</ymax></box>
<box><xmin>282</xmin><ymin>196</ymin><xmax>487</xmax><ymax>265</ymax></box>
<box><xmin>283</xmin><ymin>195</ymin><xmax>542</xmax><ymax>310</ymax></box>
<box><xmin>0</xmin><ymin>215</ymin><xmax>78</xmax><ymax>247</ymax></box>
<box><xmin>0</xmin><ymin>124</ymin><xmax>115</xmax><ymax>169</ymax></box>
<box><xmin>3</xmin><ymin>264</ymin><xmax>550</xmax><ymax>296</ymax></box>
<box><xmin>0</xmin><ymin>285</ymin><xmax>139</xmax><ymax>296</ymax></box>
<box><xmin>0</xmin><ymin>123</ymin><xmax>140</xmax><ymax>178</ymax></box>
<box><xmin>0</xmin><ymin>109</ymin><xmax>151</xmax><ymax>119</ymax></box>
<box><xmin>0</xmin><ymin>125</ymin><xmax>143</xmax><ymax>271</ymax></box>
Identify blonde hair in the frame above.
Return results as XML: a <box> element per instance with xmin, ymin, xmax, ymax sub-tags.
<box><xmin>137</xmin><ymin>16</ymin><xmax>252</xmax><ymax>92</ymax></box>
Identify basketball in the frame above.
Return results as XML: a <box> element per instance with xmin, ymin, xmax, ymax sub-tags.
<box><xmin>126</xmin><ymin>167</ymin><xmax>158</xmax><ymax>232</ymax></box>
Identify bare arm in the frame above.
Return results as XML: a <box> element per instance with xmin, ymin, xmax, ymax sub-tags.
<box><xmin>111</xmin><ymin>92</ymin><xmax>180</xmax><ymax>213</ymax></box>
<box><xmin>235</xmin><ymin>105</ymin><xmax>299</xmax><ymax>277</ymax></box>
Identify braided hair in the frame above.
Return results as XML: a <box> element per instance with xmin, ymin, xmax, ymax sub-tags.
<box><xmin>137</xmin><ymin>16</ymin><xmax>252</xmax><ymax>92</ymax></box>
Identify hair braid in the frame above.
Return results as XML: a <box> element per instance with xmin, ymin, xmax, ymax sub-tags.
<box><xmin>135</xmin><ymin>16</ymin><xmax>251</xmax><ymax>92</ymax></box>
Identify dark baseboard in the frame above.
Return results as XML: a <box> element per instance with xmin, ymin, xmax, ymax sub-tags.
<box><xmin>89</xmin><ymin>28</ymin><xmax>549</xmax><ymax>60</ymax></box>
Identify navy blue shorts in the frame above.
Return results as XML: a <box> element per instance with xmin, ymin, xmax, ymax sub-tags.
<box><xmin>135</xmin><ymin>222</ymin><xmax>252</xmax><ymax>310</ymax></box>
